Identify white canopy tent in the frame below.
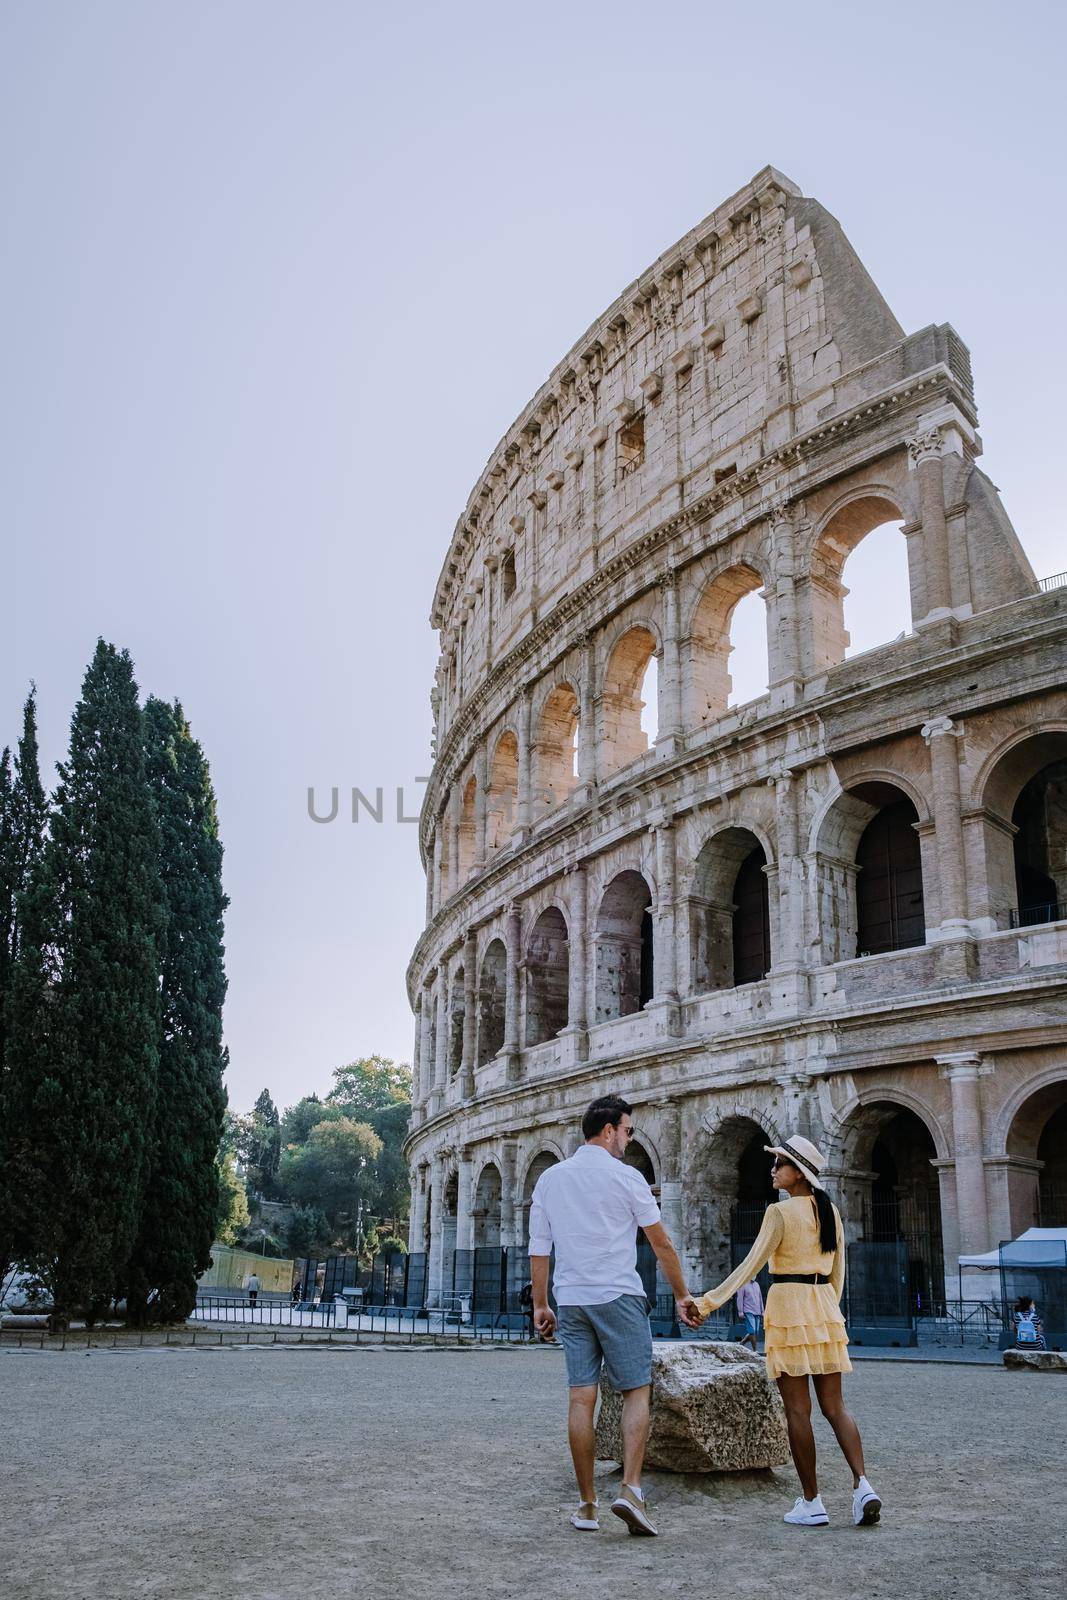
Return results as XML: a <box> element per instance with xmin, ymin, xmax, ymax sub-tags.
<box><xmin>958</xmin><ymin>1227</ymin><xmax>1067</xmax><ymax>1269</ymax></box>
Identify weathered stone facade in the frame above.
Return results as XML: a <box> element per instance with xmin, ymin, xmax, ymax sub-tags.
<box><xmin>405</xmin><ymin>167</ymin><xmax>1067</xmax><ymax>1308</ymax></box>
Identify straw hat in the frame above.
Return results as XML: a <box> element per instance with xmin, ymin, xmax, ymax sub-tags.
<box><xmin>764</xmin><ymin>1134</ymin><xmax>828</xmax><ymax>1191</ymax></box>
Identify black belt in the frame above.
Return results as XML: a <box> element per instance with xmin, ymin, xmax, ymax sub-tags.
<box><xmin>770</xmin><ymin>1273</ymin><xmax>831</xmax><ymax>1285</ymax></box>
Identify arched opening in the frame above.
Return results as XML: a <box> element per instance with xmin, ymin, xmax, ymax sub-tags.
<box><xmin>486</xmin><ymin>730</ymin><xmax>519</xmax><ymax>853</ymax></box>
<box><xmin>441</xmin><ymin>1169</ymin><xmax>458</xmax><ymax>1271</ymax></box>
<box><xmin>522</xmin><ymin>1152</ymin><xmax>559</xmax><ymax>1247</ymax></box>
<box><xmin>624</xmin><ymin>1139</ymin><xmax>656</xmax><ymax>1184</ymax></box>
<box><xmin>472</xmin><ymin>1163</ymin><xmax>502</xmax><ymax>1248</ymax></box>
<box><xmin>524</xmin><ymin>907</ymin><xmax>569</xmax><ymax>1046</ymax></box>
<box><xmin>856</xmin><ymin>798</ymin><xmax>926</xmax><ymax>956</ymax></box>
<box><xmin>477</xmin><ymin>939</ymin><xmax>507</xmax><ymax>1066</ymax></box>
<box><xmin>838</xmin><ymin>1101</ymin><xmax>945</xmax><ymax>1312</ymax></box>
<box><xmin>447</xmin><ymin>965</ymin><xmax>465</xmax><ymax>1078</ymax></box>
<box><xmin>457</xmin><ymin>775</ymin><xmax>477</xmax><ymax>881</ymax></box>
<box><xmin>624</xmin><ymin>1140</ymin><xmax>661</xmax><ymax>1305</ymax></box>
<box><xmin>595</xmin><ymin>870</ymin><xmax>653</xmax><ymax>1022</ymax></box>
<box><xmin>601</xmin><ymin>626</ymin><xmax>657</xmax><ymax>777</ymax></box>
<box><xmin>841</xmin><ymin>519</ymin><xmax>910</xmax><ymax>657</ymax></box>
<box><xmin>1012</xmin><ymin>757</ymin><xmax>1067</xmax><ymax>926</ymax></box>
<box><xmin>977</xmin><ymin>733</ymin><xmax>1067</xmax><ymax>928</ymax></box>
<box><xmin>688</xmin><ymin>828</ymin><xmax>771</xmax><ymax>992</ymax></box>
<box><xmin>694</xmin><ymin>1116</ymin><xmax>775</xmax><ymax>1283</ymax></box>
<box><xmin>810</xmin><ymin>496</ymin><xmax>911</xmax><ymax>671</ymax></box>
<box><xmin>686</xmin><ymin>564</ymin><xmax>766</xmax><ymax>727</ymax></box>
<box><xmin>1005</xmin><ymin>1080</ymin><xmax>1067</xmax><ymax>1234</ymax></box>
<box><xmin>639</xmin><ymin>654</ymin><xmax>659</xmax><ymax>746</ymax></box>
<box><xmin>814</xmin><ymin>781</ymin><xmax>926</xmax><ymax>964</ymax></box>
<box><xmin>534</xmin><ymin>684</ymin><xmax>579</xmax><ymax>814</ymax></box>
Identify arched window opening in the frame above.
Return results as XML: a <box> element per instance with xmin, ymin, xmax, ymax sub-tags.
<box><xmin>687</xmin><ymin>564</ymin><xmax>765</xmax><ymax>728</ymax></box>
<box><xmin>841</xmin><ymin>520</ymin><xmax>910</xmax><ymax>658</ymax></box>
<box><xmin>525</xmin><ymin>907</ymin><xmax>569</xmax><ymax>1046</ymax></box>
<box><xmin>486</xmin><ymin>731</ymin><xmax>518</xmax><ymax>853</ymax></box>
<box><xmin>477</xmin><ymin>939</ymin><xmax>507</xmax><ymax>1066</ymax></box>
<box><xmin>810</xmin><ymin>496</ymin><xmax>908</xmax><ymax>672</ymax></box>
<box><xmin>1005</xmin><ymin>1080</ymin><xmax>1067</xmax><ymax>1233</ymax></box>
<box><xmin>595</xmin><ymin>870</ymin><xmax>654</xmax><ymax>1021</ymax></box>
<box><xmin>624</xmin><ymin>1140</ymin><xmax>656</xmax><ymax>1184</ymax></box>
<box><xmin>856</xmin><ymin>799</ymin><xmax>925</xmax><ymax>956</ymax></box>
<box><xmin>727</xmin><ymin>589</ymin><xmax>769</xmax><ymax>707</ymax></box>
<box><xmin>534</xmin><ymin>685</ymin><xmax>580</xmax><ymax>814</ymax></box>
<box><xmin>732</xmin><ymin>846</ymin><xmax>771</xmax><ymax>985</ymax></box>
<box><xmin>472</xmin><ymin>1163</ymin><xmax>502</xmax><ymax>1249</ymax></box>
<box><xmin>457</xmin><ymin>776</ymin><xmax>477</xmax><ymax>881</ymax></box>
<box><xmin>694</xmin><ymin>1115</ymin><xmax>773</xmax><ymax>1283</ymax></box>
<box><xmin>639</xmin><ymin>654</ymin><xmax>658</xmax><ymax>746</ymax></box>
<box><xmin>1038</xmin><ymin>1103</ymin><xmax>1067</xmax><ymax>1226</ymax></box>
<box><xmin>866</xmin><ymin>1108</ymin><xmax>943</xmax><ymax>1311</ymax></box>
<box><xmin>1011</xmin><ymin>757</ymin><xmax>1067</xmax><ymax>926</ymax></box>
<box><xmin>688</xmin><ymin>828</ymin><xmax>770</xmax><ymax>992</ymax></box>
<box><xmin>601</xmin><ymin>627</ymin><xmax>657</xmax><ymax>777</ymax></box>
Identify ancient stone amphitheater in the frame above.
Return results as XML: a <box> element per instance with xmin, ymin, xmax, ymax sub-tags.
<box><xmin>405</xmin><ymin>167</ymin><xmax>1067</xmax><ymax>1319</ymax></box>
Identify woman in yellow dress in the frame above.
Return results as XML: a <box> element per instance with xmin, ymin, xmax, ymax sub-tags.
<box><xmin>693</xmin><ymin>1133</ymin><xmax>882</xmax><ymax>1529</ymax></box>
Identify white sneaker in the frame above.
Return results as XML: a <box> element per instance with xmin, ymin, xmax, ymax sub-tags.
<box><xmin>852</xmin><ymin>1478</ymin><xmax>882</xmax><ymax>1526</ymax></box>
<box><xmin>570</xmin><ymin>1500</ymin><xmax>600</xmax><ymax>1531</ymax></box>
<box><xmin>784</xmin><ymin>1495</ymin><xmax>829</xmax><ymax>1527</ymax></box>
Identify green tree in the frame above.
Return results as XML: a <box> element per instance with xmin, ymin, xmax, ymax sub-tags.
<box><xmin>280</xmin><ymin>1094</ymin><xmax>340</xmax><ymax>1147</ymax></box>
<box><xmin>0</xmin><ymin>687</ymin><xmax>50</xmax><ymax>1285</ymax></box>
<box><xmin>125</xmin><ymin>699</ymin><xmax>229</xmax><ymax>1324</ymax></box>
<box><xmin>326</xmin><ymin>1056</ymin><xmax>411</xmax><ymax>1119</ymax></box>
<box><xmin>286</xmin><ymin>1203</ymin><xmax>331</xmax><ymax>1258</ymax></box>
<box><xmin>215</xmin><ymin>1151</ymin><xmax>249</xmax><ymax>1245</ymax></box>
<box><xmin>6</xmin><ymin>641</ymin><xmax>162</xmax><ymax>1327</ymax></box>
<box><xmin>279</xmin><ymin>1117</ymin><xmax>382</xmax><ymax>1248</ymax></box>
<box><xmin>239</xmin><ymin>1088</ymin><xmax>282</xmax><ymax>1197</ymax></box>
<box><xmin>368</xmin><ymin>1100</ymin><xmax>412</xmax><ymax>1225</ymax></box>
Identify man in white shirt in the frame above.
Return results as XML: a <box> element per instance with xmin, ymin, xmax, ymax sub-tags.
<box><xmin>528</xmin><ymin>1093</ymin><xmax>700</xmax><ymax>1538</ymax></box>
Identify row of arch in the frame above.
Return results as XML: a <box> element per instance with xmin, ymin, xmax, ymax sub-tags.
<box><xmin>436</xmin><ymin>493</ymin><xmax>924</xmax><ymax>879</ymax></box>
<box><xmin>418</xmin><ymin>1073</ymin><xmax>1067</xmax><ymax>1301</ymax></box>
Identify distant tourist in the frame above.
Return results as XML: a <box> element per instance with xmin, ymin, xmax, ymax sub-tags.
<box><xmin>246</xmin><ymin>1272</ymin><xmax>260</xmax><ymax>1311</ymax></box>
<box><xmin>528</xmin><ymin>1093</ymin><xmax>701</xmax><ymax>1537</ymax></box>
<box><xmin>692</xmin><ymin>1135</ymin><xmax>882</xmax><ymax>1530</ymax></box>
<box><xmin>1013</xmin><ymin>1296</ymin><xmax>1047</xmax><ymax>1350</ymax></box>
<box><xmin>737</xmin><ymin>1277</ymin><xmax>764</xmax><ymax>1349</ymax></box>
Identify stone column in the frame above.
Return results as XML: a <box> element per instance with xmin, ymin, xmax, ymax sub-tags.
<box><xmin>420</xmin><ymin>981</ymin><xmax>437</xmax><ymax>1114</ymax></box>
<box><xmin>503</xmin><ymin>902</ymin><xmax>522</xmax><ymax>1053</ymax></box>
<box><xmin>773</xmin><ymin>768</ymin><xmax>803</xmax><ymax>970</ymax></box>
<box><xmin>908</xmin><ymin>429</ymin><xmax>952</xmax><ymax>621</ymax></box>
<box><xmin>474</xmin><ymin>744</ymin><xmax>488</xmax><ymax>870</ymax></box>
<box><xmin>938</xmin><ymin>1052</ymin><xmax>992</xmax><ymax>1259</ymax></box>
<box><xmin>424</xmin><ymin>831</ymin><xmax>435</xmax><ymax>924</ymax></box>
<box><xmin>460</xmin><ymin>932</ymin><xmax>477</xmax><ymax>1098</ymax></box>
<box><xmin>657</xmin><ymin>1099</ymin><xmax>683</xmax><ymax>1243</ymax></box>
<box><xmin>455</xmin><ymin>1147</ymin><xmax>474</xmax><ymax>1261</ymax></box>
<box><xmin>499</xmin><ymin>1140</ymin><xmax>519</xmax><ymax>1248</ymax></box>
<box><xmin>433</xmin><ymin>965</ymin><xmax>449</xmax><ymax>1101</ymax></box>
<box><xmin>652</xmin><ymin>818</ymin><xmax>679</xmax><ymax>1000</ymax></box>
<box><xmin>427</xmin><ymin>1150</ymin><xmax>447</xmax><ymax>1306</ymax></box>
<box><xmin>656</xmin><ymin>572</ymin><xmax>683</xmax><ymax>751</ymax></box>
<box><xmin>766</xmin><ymin>502</ymin><xmax>801</xmax><ymax>691</ymax></box>
<box><xmin>515</xmin><ymin>690</ymin><xmax>533</xmax><ymax>836</ymax></box>
<box><xmin>432</xmin><ymin>826</ymin><xmax>443</xmax><ymax>918</ymax></box>
<box><xmin>921</xmin><ymin>716</ymin><xmax>969</xmax><ymax>931</ymax></box>
<box><xmin>410</xmin><ymin>1000</ymin><xmax>424</xmax><ymax>1122</ymax></box>
<box><xmin>578</xmin><ymin>634</ymin><xmax>598</xmax><ymax>791</ymax></box>
<box><xmin>448</xmin><ymin>785</ymin><xmax>461</xmax><ymax>896</ymax></box>
<box><xmin>566</xmin><ymin>863</ymin><xmax>588</xmax><ymax>1050</ymax></box>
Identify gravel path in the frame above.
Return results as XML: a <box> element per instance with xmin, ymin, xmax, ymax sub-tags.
<box><xmin>3</xmin><ymin>1345</ymin><xmax>1064</xmax><ymax>1600</ymax></box>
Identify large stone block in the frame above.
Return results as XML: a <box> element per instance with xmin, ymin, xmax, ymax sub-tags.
<box><xmin>1003</xmin><ymin>1349</ymin><xmax>1067</xmax><ymax>1372</ymax></box>
<box><xmin>595</xmin><ymin>1340</ymin><xmax>790</xmax><ymax>1473</ymax></box>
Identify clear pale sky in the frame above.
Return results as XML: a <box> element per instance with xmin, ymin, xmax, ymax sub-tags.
<box><xmin>4</xmin><ymin>3</ymin><xmax>1065</xmax><ymax>1115</ymax></box>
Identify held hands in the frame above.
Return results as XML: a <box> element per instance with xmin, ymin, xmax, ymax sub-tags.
<box><xmin>533</xmin><ymin>1304</ymin><xmax>558</xmax><ymax>1339</ymax></box>
<box><xmin>676</xmin><ymin>1294</ymin><xmax>705</xmax><ymax>1330</ymax></box>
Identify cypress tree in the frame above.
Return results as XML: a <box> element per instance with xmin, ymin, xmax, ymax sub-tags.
<box><xmin>6</xmin><ymin>642</ymin><xmax>161</xmax><ymax>1327</ymax></box>
<box><xmin>126</xmin><ymin>698</ymin><xmax>228</xmax><ymax>1323</ymax></box>
<box><xmin>0</xmin><ymin>688</ymin><xmax>51</xmax><ymax>1285</ymax></box>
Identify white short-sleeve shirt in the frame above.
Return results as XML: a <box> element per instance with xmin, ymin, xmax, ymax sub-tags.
<box><xmin>527</xmin><ymin>1143</ymin><xmax>661</xmax><ymax>1306</ymax></box>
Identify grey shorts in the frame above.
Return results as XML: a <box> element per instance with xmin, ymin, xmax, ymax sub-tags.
<box><xmin>557</xmin><ymin>1294</ymin><xmax>653</xmax><ymax>1391</ymax></box>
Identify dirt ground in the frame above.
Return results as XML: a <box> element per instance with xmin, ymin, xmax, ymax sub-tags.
<box><xmin>3</xmin><ymin>1344</ymin><xmax>1064</xmax><ymax>1600</ymax></box>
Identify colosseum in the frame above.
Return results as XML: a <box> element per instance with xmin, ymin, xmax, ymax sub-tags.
<box><xmin>404</xmin><ymin>166</ymin><xmax>1067</xmax><ymax>1330</ymax></box>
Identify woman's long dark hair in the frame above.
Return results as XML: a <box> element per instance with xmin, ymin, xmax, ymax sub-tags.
<box><xmin>812</xmin><ymin>1187</ymin><xmax>838</xmax><ymax>1254</ymax></box>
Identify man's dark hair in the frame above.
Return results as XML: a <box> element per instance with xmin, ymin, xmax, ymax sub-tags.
<box><xmin>582</xmin><ymin>1094</ymin><xmax>632</xmax><ymax>1142</ymax></box>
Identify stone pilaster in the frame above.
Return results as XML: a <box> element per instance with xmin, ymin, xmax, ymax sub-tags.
<box><xmin>652</xmin><ymin>818</ymin><xmax>679</xmax><ymax>1001</ymax></box>
<box><xmin>578</xmin><ymin>634</ymin><xmax>598</xmax><ymax>792</ymax></box>
<box><xmin>454</xmin><ymin>1147</ymin><xmax>474</xmax><ymax>1259</ymax></box>
<box><xmin>499</xmin><ymin>1140</ymin><xmax>519</xmax><ymax>1248</ymax></box>
<box><xmin>427</xmin><ymin>1150</ymin><xmax>447</xmax><ymax>1306</ymax></box>
<box><xmin>473</xmin><ymin>744</ymin><xmax>488</xmax><ymax>870</ymax></box>
<box><xmin>908</xmin><ymin>429</ymin><xmax>953</xmax><ymax>622</ymax></box>
<box><xmin>460</xmin><ymin>932</ymin><xmax>477</xmax><ymax>1098</ymax></box>
<box><xmin>938</xmin><ymin>1052</ymin><xmax>993</xmax><ymax>1259</ymax></box>
<box><xmin>420</xmin><ymin>980</ymin><xmax>437</xmax><ymax>1114</ymax></box>
<box><xmin>515</xmin><ymin>690</ymin><xmax>532</xmax><ymax>836</ymax></box>
<box><xmin>448</xmin><ymin>784</ymin><xmax>461</xmax><ymax>897</ymax></box>
<box><xmin>772</xmin><ymin>768</ymin><xmax>803</xmax><ymax>971</ymax></box>
<box><xmin>921</xmin><ymin>716</ymin><xmax>969</xmax><ymax>933</ymax></box>
<box><xmin>656</xmin><ymin>571</ymin><xmax>683</xmax><ymax>752</ymax></box>
<box><xmin>433</xmin><ymin>965</ymin><xmax>448</xmax><ymax>1103</ymax></box>
<box><xmin>503</xmin><ymin>902</ymin><xmax>523</xmax><ymax>1080</ymax></box>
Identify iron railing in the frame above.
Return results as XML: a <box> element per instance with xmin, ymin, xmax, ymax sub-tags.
<box><xmin>1009</xmin><ymin>901</ymin><xmax>1065</xmax><ymax>928</ymax></box>
<box><xmin>1038</xmin><ymin>571</ymin><xmax>1067</xmax><ymax>592</ymax></box>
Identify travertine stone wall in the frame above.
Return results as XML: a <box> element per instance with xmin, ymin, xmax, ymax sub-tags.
<box><xmin>405</xmin><ymin>168</ymin><xmax>1067</xmax><ymax>1306</ymax></box>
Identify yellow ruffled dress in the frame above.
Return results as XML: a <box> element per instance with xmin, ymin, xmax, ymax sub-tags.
<box><xmin>693</xmin><ymin>1195</ymin><xmax>851</xmax><ymax>1379</ymax></box>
